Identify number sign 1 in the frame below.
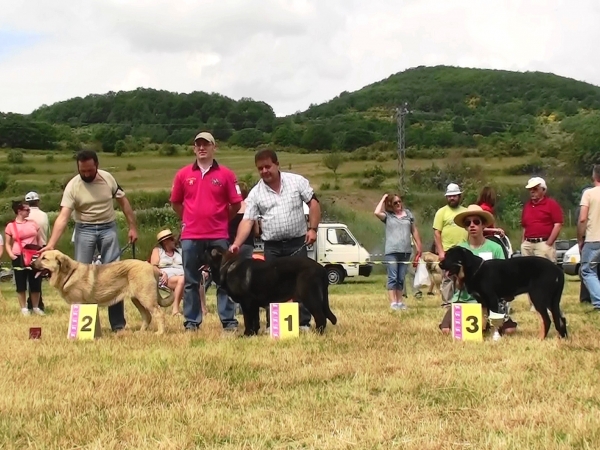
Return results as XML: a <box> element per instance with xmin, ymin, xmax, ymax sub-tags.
<box><xmin>451</xmin><ymin>303</ymin><xmax>483</xmax><ymax>342</ymax></box>
<box><xmin>269</xmin><ymin>303</ymin><xmax>299</xmax><ymax>339</ymax></box>
<box><xmin>68</xmin><ymin>304</ymin><xmax>102</xmax><ymax>340</ymax></box>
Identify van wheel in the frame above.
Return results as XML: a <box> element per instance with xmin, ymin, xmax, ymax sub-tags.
<box><xmin>326</xmin><ymin>266</ymin><xmax>345</xmax><ymax>285</ymax></box>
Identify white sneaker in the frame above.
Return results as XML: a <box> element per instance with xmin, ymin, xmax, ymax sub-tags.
<box><xmin>32</xmin><ymin>308</ymin><xmax>45</xmax><ymax>316</ymax></box>
<box><xmin>21</xmin><ymin>308</ymin><xmax>31</xmax><ymax>316</ymax></box>
<box><xmin>488</xmin><ymin>311</ymin><xmax>505</xmax><ymax>321</ymax></box>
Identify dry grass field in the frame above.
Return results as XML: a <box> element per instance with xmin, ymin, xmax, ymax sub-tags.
<box><xmin>1</xmin><ymin>274</ymin><xmax>599</xmax><ymax>449</ymax></box>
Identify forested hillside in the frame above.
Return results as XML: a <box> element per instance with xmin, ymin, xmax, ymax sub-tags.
<box><xmin>1</xmin><ymin>65</ymin><xmax>600</xmax><ymax>168</ymax></box>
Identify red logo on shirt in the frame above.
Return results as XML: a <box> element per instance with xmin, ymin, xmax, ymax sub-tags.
<box><xmin>186</xmin><ymin>177</ymin><xmax>196</xmax><ymax>186</ymax></box>
<box><xmin>211</xmin><ymin>178</ymin><xmax>222</xmax><ymax>187</ymax></box>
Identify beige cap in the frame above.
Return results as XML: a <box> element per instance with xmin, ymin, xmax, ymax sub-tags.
<box><xmin>453</xmin><ymin>204</ymin><xmax>495</xmax><ymax>228</ymax></box>
<box><xmin>525</xmin><ymin>177</ymin><xmax>546</xmax><ymax>190</ymax></box>
<box><xmin>194</xmin><ymin>132</ymin><xmax>215</xmax><ymax>145</ymax></box>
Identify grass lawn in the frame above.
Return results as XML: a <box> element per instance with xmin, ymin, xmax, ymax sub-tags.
<box><xmin>1</xmin><ymin>274</ymin><xmax>599</xmax><ymax>449</ymax></box>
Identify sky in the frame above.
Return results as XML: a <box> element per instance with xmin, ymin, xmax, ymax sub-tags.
<box><xmin>0</xmin><ymin>0</ymin><xmax>599</xmax><ymax>117</ymax></box>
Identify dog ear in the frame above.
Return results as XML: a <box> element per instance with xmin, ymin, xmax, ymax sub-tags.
<box><xmin>56</xmin><ymin>252</ymin><xmax>70</xmax><ymax>272</ymax></box>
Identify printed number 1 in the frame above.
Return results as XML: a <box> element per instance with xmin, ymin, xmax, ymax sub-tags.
<box><xmin>284</xmin><ymin>314</ymin><xmax>293</xmax><ymax>332</ymax></box>
<box><xmin>80</xmin><ymin>316</ymin><xmax>93</xmax><ymax>332</ymax></box>
<box><xmin>465</xmin><ymin>315</ymin><xmax>479</xmax><ymax>333</ymax></box>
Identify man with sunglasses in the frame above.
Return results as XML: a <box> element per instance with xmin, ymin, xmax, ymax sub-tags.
<box><xmin>433</xmin><ymin>183</ymin><xmax>467</xmax><ymax>307</ymax></box>
<box><xmin>439</xmin><ymin>205</ymin><xmax>516</xmax><ymax>335</ymax></box>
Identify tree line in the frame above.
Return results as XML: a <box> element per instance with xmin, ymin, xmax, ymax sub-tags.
<box><xmin>1</xmin><ymin>65</ymin><xmax>599</xmax><ymax>166</ymax></box>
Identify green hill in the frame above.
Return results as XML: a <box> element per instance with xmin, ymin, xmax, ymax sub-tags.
<box><xmin>2</xmin><ymin>65</ymin><xmax>600</xmax><ymax>158</ymax></box>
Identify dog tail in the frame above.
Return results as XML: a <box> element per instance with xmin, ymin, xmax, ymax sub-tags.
<box><xmin>323</xmin><ymin>273</ymin><xmax>337</xmax><ymax>325</ymax></box>
<box><xmin>549</xmin><ymin>271</ymin><xmax>567</xmax><ymax>338</ymax></box>
<box><xmin>157</xmin><ymin>288</ymin><xmax>175</xmax><ymax>308</ymax></box>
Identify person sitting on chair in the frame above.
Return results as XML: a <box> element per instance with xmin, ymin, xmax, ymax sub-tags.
<box><xmin>439</xmin><ymin>205</ymin><xmax>517</xmax><ymax>336</ymax></box>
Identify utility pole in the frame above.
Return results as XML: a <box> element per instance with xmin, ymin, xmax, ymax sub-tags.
<box><xmin>396</xmin><ymin>103</ymin><xmax>409</xmax><ymax>193</ymax></box>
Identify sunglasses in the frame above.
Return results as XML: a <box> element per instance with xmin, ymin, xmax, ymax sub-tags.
<box><xmin>464</xmin><ymin>219</ymin><xmax>482</xmax><ymax>226</ymax></box>
<box><xmin>20</xmin><ymin>207</ymin><xmax>30</xmax><ymax>212</ymax></box>
<box><xmin>393</xmin><ymin>201</ymin><xmax>402</xmax><ymax>206</ymax></box>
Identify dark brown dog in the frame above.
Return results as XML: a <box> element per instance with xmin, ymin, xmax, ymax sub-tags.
<box><xmin>204</xmin><ymin>247</ymin><xmax>337</xmax><ymax>336</ymax></box>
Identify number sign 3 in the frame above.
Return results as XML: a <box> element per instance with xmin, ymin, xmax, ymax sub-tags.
<box><xmin>451</xmin><ymin>303</ymin><xmax>483</xmax><ymax>342</ymax></box>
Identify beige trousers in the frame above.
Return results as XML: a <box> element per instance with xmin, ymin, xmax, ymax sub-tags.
<box><xmin>520</xmin><ymin>240</ymin><xmax>556</xmax><ymax>262</ymax></box>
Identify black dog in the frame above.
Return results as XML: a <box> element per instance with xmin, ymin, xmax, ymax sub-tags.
<box><xmin>204</xmin><ymin>247</ymin><xmax>337</xmax><ymax>336</ymax></box>
<box><xmin>439</xmin><ymin>246</ymin><xmax>567</xmax><ymax>339</ymax></box>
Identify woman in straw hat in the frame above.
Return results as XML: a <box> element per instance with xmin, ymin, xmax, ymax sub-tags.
<box><xmin>438</xmin><ymin>205</ymin><xmax>517</xmax><ymax>336</ymax></box>
<box><xmin>150</xmin><ymin>229</ymin><xmax>187</xmax><ymax>316</ymax></box>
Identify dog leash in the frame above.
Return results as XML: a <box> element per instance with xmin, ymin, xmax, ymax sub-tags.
<box><xmin>117</xmin><ymin>242</ymin><xmax>136</xmax><ymax>259</ymax></box>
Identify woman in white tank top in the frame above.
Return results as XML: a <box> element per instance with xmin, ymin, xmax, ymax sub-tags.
<box><xmin>150</xmin><ymin>229</ymin><xmax>186</xmax><ymax>316</ymax></box>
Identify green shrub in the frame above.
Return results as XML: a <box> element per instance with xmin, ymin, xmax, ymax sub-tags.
<box><xmin>46</xmin><ymin>154</ymin><xmax>55</xmax><ymax>162</ymax></box>
<box><xmin>126</xmin><ymin>163</ymin><xmax>136</xmax><ymax>171</ymax></box>
<box><xmin>7</xmin><ymin>150</ymin><xmax>24</xmax><ymax>164</ymax></box>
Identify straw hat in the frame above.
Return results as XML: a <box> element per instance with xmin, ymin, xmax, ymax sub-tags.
<box><xmin>156</xmin><ymin>229</ymin><xmax>174</xmax><ymax>244</ymax></box>
<box><xmin>453</xmin><ymin>204</ymin><xmax>495</xmax><ymax>228</ymax></box>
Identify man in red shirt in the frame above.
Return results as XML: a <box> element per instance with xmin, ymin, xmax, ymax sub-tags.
<box><xmin>520</xmin><ymin>177</ymin><xmax>563</xmax><ymax>262</ymax></box>
<box><xmin>170</xmin><ymin>132</ymin><xmax>242</xmax><ymax>332</ymax></box>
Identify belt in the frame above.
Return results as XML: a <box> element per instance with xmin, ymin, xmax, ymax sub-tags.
<box><xmin>525</xmin><ymin>237</ymin><xmax>549</xmax><ymax>243</ymax></box>
<box><xmin>263</xmin><ymin>236</ymin><xmax>305</xmax><ymax>245</ymax></box>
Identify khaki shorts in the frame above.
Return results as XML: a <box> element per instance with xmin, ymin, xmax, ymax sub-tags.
<box><xmin>520</xmin><ymin>240</ymin><xmax>556</xmax><ymax>262</ymax></box>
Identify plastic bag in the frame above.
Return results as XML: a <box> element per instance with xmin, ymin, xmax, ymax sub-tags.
<box><xmin>413</xmin><ymin>262</ymin><xmax>431</xmax><ymax>289</ymax></box>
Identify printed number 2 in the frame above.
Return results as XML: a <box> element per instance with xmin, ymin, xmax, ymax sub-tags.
<box><xmin>284</xmin><ymin>314</ymin><xmax>293</xmax><ymax>332</ymax></box>
<box><xmin>465</xmin><ymin>315</ymin><xmax>479</xmax><ymax>333</ymax></box>
<box><xmin>80</xmin><ymin>315</ymin><xmax>93</xmax><ymax>332</ymax></box>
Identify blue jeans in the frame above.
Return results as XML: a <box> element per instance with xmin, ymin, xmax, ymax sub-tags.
<box><xmin>385</xmin><ymin>252</ymin><xmax>411</xmax><ymax>291</ymax></box>
<box><xmin>581</xmin><ymin>242</ymin><xmax>600</xmax><ymax>309</ymax></box>
<box><xmin>181</xmin><ymin>239</ymin><xmax>238</xmax><ymax>330</ymax></box>
<box><xmin>74</xmin><ymin>222</ymin><xmax>125</xmax><ymax>331</ymax></box>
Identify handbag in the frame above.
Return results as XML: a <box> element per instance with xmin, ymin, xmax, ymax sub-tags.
<box><xmin>11</xmin><ymin>222</ymin><xmax>42</xmax><ymax>267</ymax></box>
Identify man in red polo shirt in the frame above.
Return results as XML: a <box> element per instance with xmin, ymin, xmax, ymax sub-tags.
<box><xmin>520</xmin><ymin>177</ymin><xmax>563</xmax><ymax>262</ymax></box>
<box><xmin>170</xmin><ymin>132</ymin><xmax>242</xmax><ymax>332</ymax></box>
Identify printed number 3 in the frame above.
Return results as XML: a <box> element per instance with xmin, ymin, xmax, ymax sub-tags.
<box><xmin>284</xmin><ymin>314</ymin><xmax>293</xmax><ymax>332</ymax></box>
<box><xmin>465</xmin><ymin>315</ymin><xmax>479</xmax><ymax>333</ymax></box>
<box><xmin>80</xmin><ymin>315</ymin><xmax>93</xmax><ymax>332</ymax></box>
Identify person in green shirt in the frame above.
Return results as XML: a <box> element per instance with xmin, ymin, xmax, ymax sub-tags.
<box><xmin>439</xmin><ymin>204</ymin><xmax>518</xmax><ymax>336</ymax></box>
<box><xmin>433</xmin><ymin>183</ymin><xmax>467</xmax><ymax>306</ymax></box>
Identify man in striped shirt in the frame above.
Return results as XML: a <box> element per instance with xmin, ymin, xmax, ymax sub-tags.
<box><xmin>230</xmin><ymin>149</ymin><xmax>321</xmax><ymax>332</ymax></box>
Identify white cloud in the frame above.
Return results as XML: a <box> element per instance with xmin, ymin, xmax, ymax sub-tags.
<box><xmin>0</xmin><ymin>0</ymin><xmax>598</xmax><ymax>116</ymax></box>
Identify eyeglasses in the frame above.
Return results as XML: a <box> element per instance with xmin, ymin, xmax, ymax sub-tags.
<box><xmin>393</xmin><ymin>201</ymin><xmax>402</xmax><ymax>206</ymax></box>
<box><xmin>464</xmin><ymin>219</ymin><xmax>482</xmax><ymax>226</ymax></box>
<box><xmin>20</xmin><ymin>208</ymin><xmax>30</xmax><ymax>212</ymax></box>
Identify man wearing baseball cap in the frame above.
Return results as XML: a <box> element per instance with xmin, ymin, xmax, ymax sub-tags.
<box><xmin>433</xmin><ymin>183</ymin><xmax>468</xmax><ymax>307</ymax></box>
<box><xmin>521</xmin><ymin>177</ymin><xmax>563</xmax><ymax>310</ymax></box>
<box><xmin>170</xmin><ymin>131</ymin><xmax>242</xmax><ymax>333</ymax></box>
<box><xmin>521</xmin><ymin>177</ymin><xmax>563</xmax><ymax>261</ymax></box>
<box><xmin>25</xmin><ymin>191</ymin><xmax>50</xmax><ymax>312</ymax></box>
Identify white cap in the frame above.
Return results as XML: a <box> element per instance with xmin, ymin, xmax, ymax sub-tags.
<box><xmin>445</xmin><ymin>183</ymin><xmax>462</xmax><ymax>196</ymax></box>
<box><xmin>525</xmin><ymin>177</ymin><xmax>546</xmax><ymax>190</ymax></box>
<box><xmin>25</xmin><ymin>191</ymin><xmax>40</xmax><ymax>202</ymax></box>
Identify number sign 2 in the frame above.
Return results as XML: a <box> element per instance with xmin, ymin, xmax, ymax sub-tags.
<box><xmin>269</xmin><ymin>303</ymin><xmax>299</xmax><ymax>339</ymax></box>
<box><xmin>68</xmin><ymin>304</ymin><xmax>102</xmax><ymax>340</ymax></box>
<box><xmin>451</xmin><ymin>303</ymin><xmax>483</xmax><ymax>342</ymax></box>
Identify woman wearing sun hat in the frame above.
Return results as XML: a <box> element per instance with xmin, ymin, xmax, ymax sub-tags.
<box><xmin>438</xmin><ymin>205</ymin><xmax>517</xmax><ymax>336</ymax></box>
<box><xmin>150</xmin><ymin>229</ymin><xmax>185</xmax><ymax>316</ymax></box>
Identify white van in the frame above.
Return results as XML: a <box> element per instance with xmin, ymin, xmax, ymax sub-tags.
<box><xmin>253</xmin><ymin>204</ymin><xmax>373</xmax><ymax>284</ymax></box>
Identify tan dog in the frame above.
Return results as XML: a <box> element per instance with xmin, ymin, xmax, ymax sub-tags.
<box><xmin>421</xmin><ymin>252</ymin><xmax>443</xmax><ymax>295</ymax></box>
<box><xmin>32</xmin><ymin>250</ymin><xmax>174</xmax><ymax>334</ymax></box>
